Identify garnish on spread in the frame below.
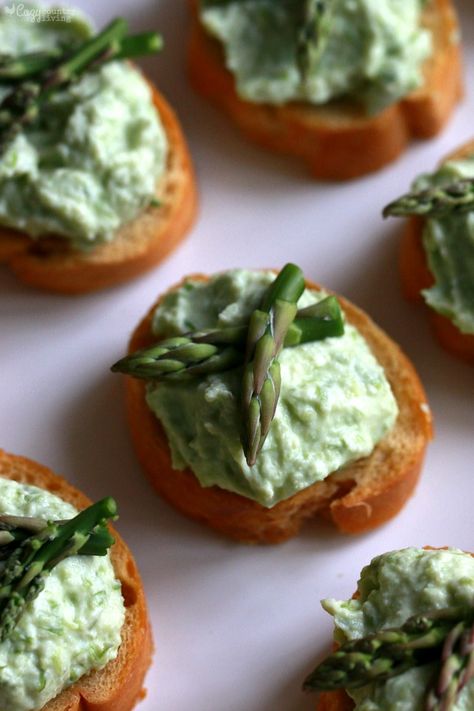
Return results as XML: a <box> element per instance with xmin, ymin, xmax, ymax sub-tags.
<box><xmin>0</xmin><ymin>18</ymin><xmax>162</xmax><ymax>156</ymax></box>
<box><xmin>384</xmin><ymin>156</ymin><xmax>474</xmax><ymax>336</ymax></box>
<box><xmin>304</xmin><ymin>548</ymin><xmax>474</xmax><ymax>711</ymax></box>
<box><xmin>0</xmin><ymin>497</ymin><xmax>116</xmax><ymax>642</ymax></box>
<box><xmin>113</xmin><ymin>266</ymin><xmax>398</xmax><ymax>507</ymax></box>
<box><xmin>113</xmin><ymin>263</ymin><xmax>345</xmax><ymax>467</ymax></box>
<box><xmin>305</xmin><ymin>608</ymin><xmax>474</xmax><ymax>708</ymax></box>
<box><xmin>384</xmin><ymin>179</ymin><xmax>474</xmax><ymax>219</ymax></box>
<box><xmin>112</xmin><ymin>295</ymin><xmax>343</xmax><ymax>381</ymax></box>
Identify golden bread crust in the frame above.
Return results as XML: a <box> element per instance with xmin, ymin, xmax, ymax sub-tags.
<box><xmin>316</xmin><ymin>691</ymin><xmax>355</xmax><ymax>711</ymax></box>
<box><xmin>400</xmin><ymin>139</ymin><xmax>474</xmax><ymax>362</ymax></box>
<box><xmin>0</xmin><ymin>449</ymin><xmax>153</xmax><ymax>711</ymax></box>
<box><xmin>122</xmin><ymin>274</ymin><xmax>432</xmax><ymax>544</ymax></box>
<box><xmin>187</xmin><ymin>0</ymin><xmax>462</xmax><ymax>180</ymax></box>
<box><xmin>0</xmin><ymin>80</ymin><xmax>198</xmax><ymax>294</ymax></box>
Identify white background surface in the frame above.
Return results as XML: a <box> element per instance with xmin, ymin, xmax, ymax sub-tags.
<box><xmin>1</xmin><ymin>1</ymin><xmax>474</xmax><ymax>709</ymax></box>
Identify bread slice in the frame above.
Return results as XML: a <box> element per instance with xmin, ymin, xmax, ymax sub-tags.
<box><xmin>187</xmin><ymin>0</ymin><xmax>462</xmax><ymax>180</ymax></box>
<box><xmin>0</xmin><ymin>449</ymin><xmax>153</xmax><ymax>711</ymax></box>
<box><xmin>122</xmin><ymin>274</ymin><xmax>433</xmax><ymax>544</ymax></box>
<box><xmin>316</xmin><ymin>690</ymin><xmax>355</xmax><ymax>711</ymax></box>
<box><xmin>0</xmin><ymin>81</ymin><xmax>198</xmax><ymax>294</ymax></box>
<box><xmin>400</xmin><ymin>139</ymin><xmax>474</xmax><ymax>362</ymax></box>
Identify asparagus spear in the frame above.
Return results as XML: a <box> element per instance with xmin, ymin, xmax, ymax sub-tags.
<box><xmin>111</xmin><ymin>296</ymin><xmax>344</xmax><ymax>381</ymax></box>
<box><xmin>0</xmin><ymin>32</ymin><xmax>163</xmax><ymax>83</ymax></box>
<box><xmin>0</xmin><ymin>497</ymin><xmax>116</xmax><ymax>641</ymax></box>
<box><xmin>117</xmin><ymin>32</ymin><xmax>164</xmax><ymax>59</ymax></box>
<box><xmin>0</xmin><ymin>514</ymin><xmax>47</xmax><ymax>532</ymax></box>
<box><xmin>289</xmin><ymin>296</ymin><xmax>344</xmax><ymax>344</ymax></box>
<box><xmin>383</xmin><ymin>179</ymin><xmax>474</xmax><ymax>219</ymax></box>
<box><xmin>241</xmin><ymin>264</ymin><xmax>305</xmax><ymax>466</ymax></box>
<box><xmin>0</xmin><ymin>31</ymin><xmax>163</xmax><ymax>83</ymax></box>
<box><xmin>303</xmin><ymin>607</ymin><xmax>474</xmax><ymax>710</ymax></box>
<box><xmin>0</xmin><ymin>18</ymin><xmax>127</xmax><ymax>152</ymax></box>
<box><xmin>0</xmin><ymin>513</ymin><xmax>114</xmax><ymax>560</ymax></box>
<box><xmin>426</xmin><ymin>619</ymin><xmax>474</xmax><ymax>711</ymax></box>
<box><xmin>297</xmin><ymin>0</ymin><xmax>332</xmax><ymax>77</ymax></box>
<box><xmin>112</xmin><ymin>337</ymin><xmax>243</xmax><ymax>380</ymax></box>
<box><xmin>0</xmin><ymin>50</ymin><xmax>63</xmax><ymax>81</ymax></box>
<box><xmin>0</xmin><ymin>19</ymin><xmax>163</xmax><ymax>155</ymax></box>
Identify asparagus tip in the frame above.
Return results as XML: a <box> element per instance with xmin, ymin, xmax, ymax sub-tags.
<box><xmin>99</xmin><ymin>496</ymin><xmax>118</xmax><ymax>519</ymax></box>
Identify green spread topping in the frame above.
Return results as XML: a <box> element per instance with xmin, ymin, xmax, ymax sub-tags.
<box><xmin>199</xmin><ymin>0</ymin><xmax>432</xmax><ymax>113</ymax></box>
<box><xmin>0</xmin><ymin>4</ymin><xmax>167</xmax><ymax>249</ymax></box>
<box><xmin>317</xmin><ymin>548</ymin><xmax>474</xmax><ymax>710</ymax></box>
<box><xmin>144</xmin><ymin>269</ymin><xmax>398</xmax><ymax>507</ymax></box>
<box><xmin>0</xmin><ymin>478</ymin><xmax>124</xmax><ymax>711</ymax></box>
<box><xmin>385</xmin><ymin>155</ymin><xmax>474</xmax><ymax>335</ymax></box>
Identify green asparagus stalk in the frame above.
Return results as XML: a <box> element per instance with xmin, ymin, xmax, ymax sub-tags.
<box><xmin>0</xmin><ymin>50</ymin><xmax>63</xmax><ymax>81</ymax></box>
<box><xmin>241</xmin><ymin>263</ymin><xmax>305</xmax><ymax>466</ymax></box>
<box><xmin>185</xmin><ymin>296</ymin><xmax>344</xmax><ymax>346</ymax></box>
<box><xmin>0</xmin><ymin>513</ymin><xmax>114</xmax><ymax>560</ymax></box>
<box><xmin>288</xmin><ymin>296</ymin><xmax>344</xmax><ymax>344</ymax></box>
<box><xmin>0</xmin><ymin>18</ymin><xmax>127</xmax><ymax>152</ymax></box>
<box><xmin>117</xmin><ymin>32</ymin><xmax>164</xmax><ymax>59</ymax></box>
<box><xmin>0</xmin><ymin>497</ymin><xmax>116</xmax><ymax>641</ymax></box>
<box><xmin>0</xmin><ymin>32</ymin><xmax>163</xmax><ymax>83</ymax></box>
<box><xmin>0</xmin><ymin>514</ymin><xmax>47</xmax><ymax>532</ymax></box>
<box><xmin>111</xmin><ymin>295</ymin><xmax>344</xmax><ymax>381</ymax></box>
<box><xmin>113</xmin><ymin>338</ymin><xmax>243</xmax><ymax>380</ymax></box>
<box><xmin>383</xmin><ymin>179</ymin><xmax>474</xmax><ymax>219</ymax></box>
<box><xmin>303</xmin><ymin>607</ymin><xmax>474</xmax><ymax>711</ymax></box>
<box><xmin>0</xmin><ymin>32</ymin><xmax>163</xmax><ymax>84</ymax></box>
<box><xmin>425</xmin><ymin>618</ymin><xmax>474</xmax><ymax>711</ymax></box>
<box><xmin>297</xmin><ymin>0</ymin><xmax>332</xmax><ymax>77</ymax></box>
<box><xmin>0</xmin><ymin>19</ymin><xmax>163</xmax><ymax>154</ymax></box>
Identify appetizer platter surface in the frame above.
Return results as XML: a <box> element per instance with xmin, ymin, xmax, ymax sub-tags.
<box><xmin>1</xmin><ymin>0</ymin><xmax>473</xmax><ymax>710</ymax></box>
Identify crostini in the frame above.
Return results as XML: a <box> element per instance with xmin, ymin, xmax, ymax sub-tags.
<box><xmin>385</xmin><ymin>140</ymin><xmax>474</xmax><ymax>363</ymax></box>
<box><xmin>0</xmin><ymin>449</ymin><xmax>152</xmax><ymax>711</ymax></box>
<box><xmin>0</xmin><ymin>6</ymin><xmax>197</xmax><ymax>294</ymax></box>
<box><xmin>188</xmin><ymin>0</ymin><xmax>462</xmax><ymax>180</ymax></box>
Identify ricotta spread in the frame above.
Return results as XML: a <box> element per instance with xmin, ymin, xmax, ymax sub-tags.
<box><xmin>199</xmin><ymin>0</ymin><xmax>432</xmax><ymax>113</ymax></box>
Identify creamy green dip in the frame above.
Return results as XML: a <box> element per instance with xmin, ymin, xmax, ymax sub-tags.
<box><xmin>0</xmin><ymin>3</ymin><xmax>168</xmax><ymax>250</ymax></box>
<box><xmin>413</xmin><ymin>156</ymin><xmax>474</xmax><ymax>334</ymax></box>
<box><xmin>146</xmin><ymin>270</ymin><xmax>398</xmax><ymax>507</ymax></box>
<box><xmin>323</xmin><ymin>548</ymin><xmax>474</xmax><ymax>710</ymax></box>
<box><xmin>199</xmin><ymin>0</ymin><xmax>432</xmax><ymax>113</ymax></box>
<box><xmin>0</xmin><ymin>478</ymin><xmax>125</xmax><ymax>711</ymax></box>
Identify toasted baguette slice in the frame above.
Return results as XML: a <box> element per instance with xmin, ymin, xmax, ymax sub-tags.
<box><xmin>187</xmin><ymin>0</ymin><xmax>462</xmax><ymax>180</ymax></box>
<box><xmin>0</xmin><ymin>449</ymin><xmax>153</xmax><ymax>711</ymax></box>
<box><xmin>400</xmin><ymin>139</ymin><xmax>474</xmax><ymax>362</ymax></box>
<box><xmin>316</xmin><ymin>690</ymin><xmax>355</xmax><ymax>711</ymax></box>
<box><xmin>0</xmin><ymin>82</ymin><xmax>198</xmax><ymax>294</ymax></box>
<box><xmin>122</xmin><ymin>274</ymin><xmax>432</xmax><ymax>544</ymax></box>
